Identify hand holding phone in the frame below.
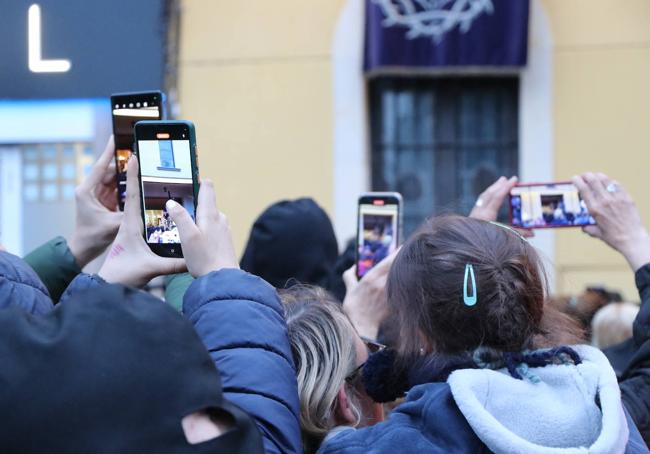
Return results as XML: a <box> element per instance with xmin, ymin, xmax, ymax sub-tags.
<box><xmin>68</xmin><ymin>136</ymin><xmax>122</xmax><ymax>268</ymax></box>
<box><xmin>165</xmin><ymin>180</ymin><xmax>239</xmax><ymax>278</ymax></box>
<box><xmin>509</xmin><ymin>182</ymin><xmax>596</xmax><ymax>229</ymax></box>
<box><xmin>98</xmin><ymin>156</ymin><xmax>186</xmax><ymax>287</ymax></box>
<box><xmin>356</xmin><ymin>192</ymin><xmax>402</xmax><ymax>279</ymax></box>
<box><xmin>572</xmin><ymin>173</ymin><xmax>650</xmax><ymax>271</ymax></box>
<box><xmin>134</xmin><ymin>121</ymin><xmax>199</xmax><ymax>258</ymax></box>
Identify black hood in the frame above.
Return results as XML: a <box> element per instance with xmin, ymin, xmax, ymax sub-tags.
<box><xmin>0</xmin><ymin>283</ymin><xmax>262</xmax><ymax>453</ymax></box>
<box><xmin>240</xmin><ymin>198</ymin><xmax>339</xmax><ymax>290</ymax></box>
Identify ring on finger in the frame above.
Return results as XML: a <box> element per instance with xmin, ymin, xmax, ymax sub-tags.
<box><xmin>606</xmin><ymin>182</ymin><xmax>619</xmax><ymax>194</ymax></box>
<box><xmin>475</xmin><ymin>198</ymin><xmax>484</xmax><ymax>208</ymax></box>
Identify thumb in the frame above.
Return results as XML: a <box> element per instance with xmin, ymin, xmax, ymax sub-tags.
<box><xmin>166</xmin><ymin>200</ymin><xmax>200</xmax><ymax>247</ymax></box>
<box><xmin>343</xmin><ymin>265</ymin><xmax>357</xmax><ymax>289</ymax></box>
<box><xmin>582</xmin><ymin>225</ymin><xmax>602</xmax><ymax>239</ymax></box>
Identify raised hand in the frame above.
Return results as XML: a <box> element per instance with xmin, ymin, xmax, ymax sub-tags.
<box><xmin>98</xmin><ymin>156</ymin><xmax>186</xmax><ymax>286</ymax></box>
<box><xmin>68</xmin><ymin>136</ymin><xmax>122</xmax><ymax>268</ymax></box>
<box><xmin>165</xmin><ymin>179</ymin><xmax>238</xmax><ymax>278</ymax></box>
<box><xmin>573</xmin><ymin>172</ymin><xmax>650</xmax><ymax>271</ymax></box>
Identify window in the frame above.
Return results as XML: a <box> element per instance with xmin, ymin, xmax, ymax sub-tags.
<box><xmin>157</xmin><ymin>140</ymin><xmax>176</xmax><ymax>170</ymax></box>
<box><xmin>369</xmin><ymin>77</ymin><xmax>519</xmax><ymax>236</ymax></box>
<box><xmin>20</xmin><ymin>142</ymin><xmax>94</xmax><ymax>202</ymax></box>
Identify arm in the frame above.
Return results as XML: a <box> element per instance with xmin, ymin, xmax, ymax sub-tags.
<box><xmin>164</xmin><ymin>272</ymin><xmax>194</xmax><ymax>312</ymax></box>
<box><xmin>24</xmin><ymin>137</ymin><xmax>122</xmax><ymax>303</ymax></box>
<box><xmin>24</xmin><ymin>237</ymin><xmax>81</xmax><ymax>303</ymax></box>
<box><xmin>183</xmin><ymin>269</ymin><xmax>301</xmax><ymax>454</ymax></box>
<box><xmin>616</xmin><ymin>264</ymin><xmax>650</xmax><ymax>442</ymax></box>
<box><xmin>166</xmin><ymin>179</ymin><xmax>301</xmax><ymax>453</ymax></box>
<box><xmin>572</xmin><ymin>173</ymin><xmax>650</xmax><ymax>440</ymax></box>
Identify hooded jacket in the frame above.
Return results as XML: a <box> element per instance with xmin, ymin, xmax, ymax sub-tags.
<box><xmin>240</xmin><ymin>198</ymin><xmax>340</xmax><ymax>292</ymax></box>
<box><xmin>319</xmin><ymin>345</ymin><xmax>648</xmax><ymax>454</ymax></box>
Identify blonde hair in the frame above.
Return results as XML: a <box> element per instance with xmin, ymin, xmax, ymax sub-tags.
<box><xmin>281</xmin><ymin>286</ymin><xmax>362</xmax><ymax>443</ymax></box>
<box><xmin>591</xmin><ymin>302</ymin><xmax>639</xmax><ymax>349</ymax></box>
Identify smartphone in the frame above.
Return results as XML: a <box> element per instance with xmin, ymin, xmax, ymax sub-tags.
<box><xmin>134</xmin><ymin>120</ymin><xmax>199</xmax><ymax>258</ymax></box>
<box><xmin>356</xmin><ymin>192</ymin><xmax>402</xmax><ymax>279</ymax></box>
<box><xmin>509</xmin><ymin>182</ymin><xmax>596</xmax><ymax>229</ymax></box>
<box><xmin>111</xmin><ymin>91</ymin><xmax>165</xmax><ymax>210</ymax></box>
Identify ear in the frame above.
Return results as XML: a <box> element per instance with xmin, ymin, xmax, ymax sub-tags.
<box><xmin>333</xmin><ymin>385</ymin><xmax>357</xmax><ymax>426</ymax></box>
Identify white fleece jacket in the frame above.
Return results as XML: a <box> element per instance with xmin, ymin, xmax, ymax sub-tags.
<box><xmin>448</xmin><ymin>345</ymin><xmax>629</xmax><ymax>454</ymax></box>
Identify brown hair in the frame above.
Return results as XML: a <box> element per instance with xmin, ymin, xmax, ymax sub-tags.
<box><xmin>387</xmin><ymin>216</ymin><xmax>583</xmax><ymax>359</ymax></box>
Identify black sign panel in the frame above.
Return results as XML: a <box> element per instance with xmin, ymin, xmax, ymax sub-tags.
<box><xmin>0</xmin><ymin>0</ymin><xmax>166</xmax><ymax>99</ymax></box>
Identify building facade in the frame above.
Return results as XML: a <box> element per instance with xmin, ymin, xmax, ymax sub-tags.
<box><xmin>177</xmin><ymin>0</ymin><xmax>650</xmax><ymax>300</ymax></box>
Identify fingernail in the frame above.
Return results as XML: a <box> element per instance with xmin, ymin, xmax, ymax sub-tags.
<box><xmin>166</xmin><ymin>199</ymin><xmax>179</xmax><ymax>210</ymax></box>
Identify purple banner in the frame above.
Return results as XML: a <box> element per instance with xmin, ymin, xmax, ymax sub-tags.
<box><xmin>364</xmin><ymin>0</ymin><xmax>530</xmax><ymax>72</ymax></box>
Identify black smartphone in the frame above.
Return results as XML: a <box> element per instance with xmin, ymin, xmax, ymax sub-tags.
<box><xmin>134</xmin><ymin>120</ymin><xmax>199</xmax><ymax>258</ymax></box>
<box><xmin>111</xmin><ymin>91</ymin><xmax>165</xmax><ymax>210</ymax></box>
<box><xmin>356</xmin><ymin>192</ymin><xmax>403</xmax><ymax>279</ymax></box>
<box><xmin>509</xmin><ymin>181</ymin><xmax>596</xmax><ymax>229</ymax></box>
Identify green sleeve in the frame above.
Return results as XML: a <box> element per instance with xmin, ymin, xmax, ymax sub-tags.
<box><xmin>164</xmin><ymin>272</ymin><xmax>195</xmax><ymax>312</ymax></box>
<box><xmin>23</xmin><ymin>236</ymin><xmax>82</xmax><ymax>303</ymax></box>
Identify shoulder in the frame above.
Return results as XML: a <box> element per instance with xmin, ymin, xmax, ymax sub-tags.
<box><xmin>183</xmin><ymin>268</ymin><xmax>283</xmax><ymax>317</ymax></box>
<box><xmin>320</xmin><ymin>383</ymin><xmax>483</xmax><ymax>454</ymax></box>
<box><xmin>0</xmin><ymin>251</ymin><xmax>52</xmax><ymax>314</ymax></box>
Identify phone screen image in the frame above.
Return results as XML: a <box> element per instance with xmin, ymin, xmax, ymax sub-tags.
<box><xmin>510</xmin><ymin>183</ymin><xmax>596</xmax><ymax>229</ymax></box>
<box><xmin>137</xmin><ymin>137</ymin><xmax>195</xmax><ymax>246</ymax></box>
<box><xmin>357</xmin><ymin>200</ymin><xmax>399</xmax><ymax>278</ymax></box>
<box><xmin>111</xmin><ymin>92</ymin><xmax>163</xmax><ymax>209</ymax></box>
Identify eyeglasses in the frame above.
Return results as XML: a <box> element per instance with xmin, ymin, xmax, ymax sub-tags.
<box><xmin>345</xmin><ymin>337</ymin><xmax>386</xmax><ymax>383</ymax></box>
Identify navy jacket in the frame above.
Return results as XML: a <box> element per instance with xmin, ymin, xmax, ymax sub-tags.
<box><xmin>319</xmin><ymin>380</ymin><xmax>647</xmax><ymax>454</ymax></box>
<box><xmin>0</xmin><ymin>251</ymin><xmax>53</xmax><ymax>315</ymax></box>
<box><xmin>183</xmin><ymin>268</ymin><xmax>301</xmax><ymax>454</ymax></box>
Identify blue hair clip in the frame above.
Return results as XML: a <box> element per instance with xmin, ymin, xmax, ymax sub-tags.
<box><xmin>463</xmin><ymin>264</ymin><xmax>477</xmax><ymax>307</ymax></box>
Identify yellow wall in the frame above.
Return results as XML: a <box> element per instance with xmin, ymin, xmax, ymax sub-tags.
<box><xmin>179</xmin><ymin>0</ymin><xmax>650</xmax><ymax>300</ymax></box>
<box><xmin>543</xmin><ymin>0</ymin><xmax>650</xmax><ymax>299</ymax></box>
<box><xmin>178</xmin><ymin>0</ymin><xmax>345</xmax><ymax>253</ymax></box>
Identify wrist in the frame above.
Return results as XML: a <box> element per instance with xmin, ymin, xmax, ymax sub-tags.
<box><xmin>620</xmin><ymin>230</ymin><xmax>650</xmax><ymax>272</ymax></box>
<box><xmin>68</xmin><ymin>234</ymin><xmax>93</xmax><ymax>269</ymax></box>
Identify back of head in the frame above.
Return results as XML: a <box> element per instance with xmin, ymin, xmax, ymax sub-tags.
<box><xmin>241</xmin><ymin>198</ymin><xmax>339</xmax><ymax>289</ymax></box>
<box><xmin>0</xmin><ymin>284</ymin><xmax>262</xmax><ymax>453</ymax></box>
<box><xmin>281</xmin><ymin>286</ymin><xmax>359</xmax><ymax>450</ymax></box>
<box><xmin>387</xmin><ymin>215</ymin><xmax>583</xmax><ymax>358</ymax></box>
<box><xmin>591</xmin><ymin>302</ymin><xmax>639</xmax><ymax>349</ymax></box>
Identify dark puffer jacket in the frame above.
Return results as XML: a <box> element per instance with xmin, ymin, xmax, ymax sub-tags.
<box><xmin>605</xmin><ymin>263</ymin><xmax>650</xmax><ymax>443</ymax></box>
<box><xmin>0</xmin><ymin>251</ymin><xmax>53</xmax><ymax>315</ymax></box>
<box><xmin>183</xmin><ymin>268</ymin><xmax>301</xmax><ymax>454</ymax></box>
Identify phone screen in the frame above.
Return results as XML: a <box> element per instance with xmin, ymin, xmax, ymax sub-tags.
<box><xmin>510</xmin><ymin>182</ymin><xmax>596</xmax><ymax>229</ymax></box>
<box><xmin>357</xmin><ymin>196</ymin><xmax>400</xmax><ymax>278</ymax></box>
<box><xmin>111</xmin><ymin>92</ymin><xmax>163</xmax><ymax>210</ymax></box>
<box><xmin>136</xmin><ymin>123</ymin><xmax>197</xmax><ymax>253</ymax></box>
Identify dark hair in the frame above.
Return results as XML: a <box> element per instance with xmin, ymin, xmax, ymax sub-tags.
<box><xmin>387</xmin><ymin>216</ymin><xmax>583</xmax><ymax>359</ymax></box>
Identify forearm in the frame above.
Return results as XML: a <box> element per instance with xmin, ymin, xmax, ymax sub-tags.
<box><xmin>619</xmin><ymin>232</ymin><xmax>650</xmax><ymax>274</ymax></box>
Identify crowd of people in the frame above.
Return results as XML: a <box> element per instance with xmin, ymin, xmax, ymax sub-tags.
<box><xmin>2</xmin><ymin>137</ymin><xmax>650</xmax><ymax>453</ymax></box>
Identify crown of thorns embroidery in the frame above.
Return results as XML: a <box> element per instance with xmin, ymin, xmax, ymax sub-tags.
<box><xmin>372</xmin><ymin>0</ymin><xmax>494</xmax><ymax>43</ymax></box>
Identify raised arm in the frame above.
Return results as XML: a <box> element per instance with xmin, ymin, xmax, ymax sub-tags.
<box><xmin>167</xmin><ymin>179</ymin><xmax>301</xmax><ymax>454</ymax></box>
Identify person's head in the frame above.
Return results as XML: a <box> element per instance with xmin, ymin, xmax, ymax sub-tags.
<box><xmin>591</xmin><ymin>302</ymin><xmax>639</xmax><ymax>349</ymax></box>
<box><xmin>241</xmin><ymin>198</ymin><xmax>339</xmax><ymax>290</ymax></box>
<box><xmin>281</xmin><ymin>286</ymin><xmax>382</xmax><ymax>452</ymax></box>
<box><xmin>388</xmin><ymin>215</ymin><xmax>583</xmax><ymax>359</ymax></box>
<box><xmin>0</xmin><ymin>284</ymin><xmax>263</xmax><ymax>453</ymax></box>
